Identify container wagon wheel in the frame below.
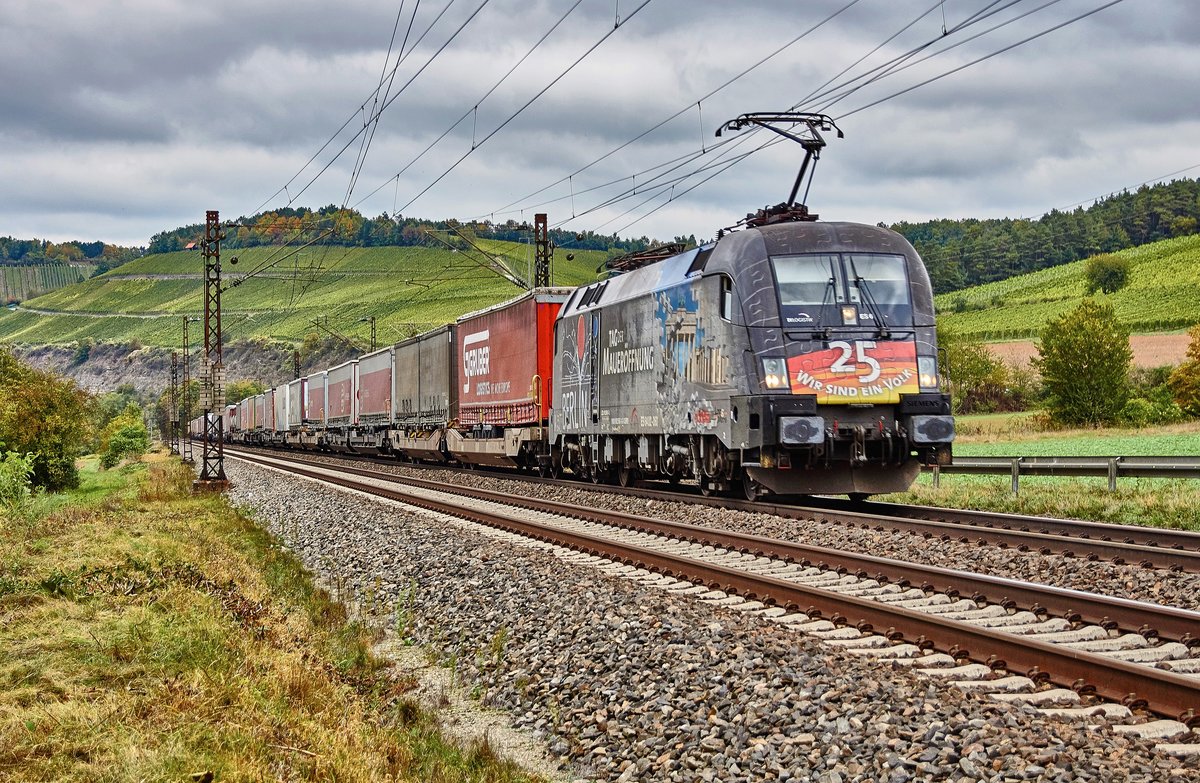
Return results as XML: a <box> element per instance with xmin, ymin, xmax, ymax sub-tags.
<box><xmin>618</xmin><ymin>466</ymin><xmax>640</xmax><ymax>488</ymax></box>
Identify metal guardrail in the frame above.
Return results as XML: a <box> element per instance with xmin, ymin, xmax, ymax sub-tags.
<box><xmin>926</xmin><ymin>456</ymin><xmax>1200</xmax><ymax>494</ymax></box>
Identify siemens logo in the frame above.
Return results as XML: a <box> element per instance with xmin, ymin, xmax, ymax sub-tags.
<box><xmin>462</xmin><ymin>330</ymin><xmax>490</xmax><ymax>392</ymax></box>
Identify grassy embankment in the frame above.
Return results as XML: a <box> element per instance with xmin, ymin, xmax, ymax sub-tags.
<box><xmin>0</xmin><ymin>241</ymin><xmax>606</xmax><ymax>348</ymax></box>
<box><xmin>879</xmin><ymin>414</ymin><xmax>1200</xmax><ymax>531</ymax></box>
<box><xmin>0</xmin><ymin>452</ymin><xmax>541</xmax><ymax>782</ymax></box>
<box><xmin>935</xmin><ymin>234</ymin><xmax>1200</xmax><ymax>340</ymax></box>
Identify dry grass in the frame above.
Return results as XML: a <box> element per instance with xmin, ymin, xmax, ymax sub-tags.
<box><xmin>0</xmin><ymin>452</ymin><xmax>543</xmax><ymax>782</ymax></box>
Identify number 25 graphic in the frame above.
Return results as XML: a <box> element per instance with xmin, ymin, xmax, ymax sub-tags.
<box><xmin>828</xmin><ymin>340</ymin><xmax>881</xmax><ymax>383</ymax></box>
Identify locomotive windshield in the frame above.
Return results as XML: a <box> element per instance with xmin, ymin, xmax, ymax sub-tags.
<box><xmin>773</xmin><ymin>252</ymin><xmax>912</xmax><ymax>329</ymax></box>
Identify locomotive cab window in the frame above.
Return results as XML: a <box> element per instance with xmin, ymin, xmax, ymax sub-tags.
<box><xmin>773</xmin><ymin>252</ymin><xmax>913</xmax><ymax>328</ymax></box>
<box><xmin>719</xmin><ymin>275</ymin><xmax>733</xmax><ymax>320</ymax></box>
<box><xmin>772</xmin><ymin>253</ymin><xmax>844</xmax><ymax>328</ymax></box>
<box><xmin>844</xmin><ymin>253</ymin><xmax>912</xmax><ymax>326</ymax></box>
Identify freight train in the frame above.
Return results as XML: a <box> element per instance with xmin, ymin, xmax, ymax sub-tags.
<box><xmin>198</xmin><ymin>218</ymin><xmax>953</xmax><ymax>499</ymax></box>
<box><xmin>193</xmin><ymin>114</ymin><xmax>954</xmax><ymax>499</ymax></box>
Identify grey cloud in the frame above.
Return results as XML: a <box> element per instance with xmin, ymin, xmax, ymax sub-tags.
<box><xmin>2</xmin><ymin>0</ymin><xmax>1197</xmax><ymax>247</ymax></box>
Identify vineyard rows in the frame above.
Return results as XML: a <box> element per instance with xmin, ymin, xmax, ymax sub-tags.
<box><xmin>936</xmin><ymin>235</ymin><xmax>1200</xmax><ymax>339</ymax></box>
<box><xmin>1</xmin><ymin>264</ymin><xmax>93</xmax><ymax>303</ymax></box>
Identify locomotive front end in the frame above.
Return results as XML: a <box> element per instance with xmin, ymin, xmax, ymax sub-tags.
<box><xmin>730</xmin><ymin>222</ymin><xmax>954</xmax><ymax>497</ymax></box>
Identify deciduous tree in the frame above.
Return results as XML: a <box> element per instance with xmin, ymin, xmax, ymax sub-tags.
<box><xmin>1034</xmin><ymin>300</ymin><xmax>1132</xmax><ymax>426</ymax></box>
<box><xmin>1084</xmin><ymin>253</ymin><xmax>1130</xmax><ymax>295</ymax></box>
<box><xmin>1168</xmin><ymin>324</ymin><xmax>1200</xmax><ymax>417</ymax></box>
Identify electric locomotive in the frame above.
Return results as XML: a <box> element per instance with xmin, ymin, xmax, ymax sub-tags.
<box><xmin>548</xmin><ymin>113</ymin><xmax>953</xmax><ymax>499</ymax></box>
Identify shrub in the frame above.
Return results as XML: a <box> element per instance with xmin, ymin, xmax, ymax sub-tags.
<box><xmin>1034</xmin><ymin>299</ymin><xmax>1132</xmax><ymax>426</ymax></box>
<box><xmin>0</xmin><ymin>348</ymin><xmax>92</xmax><ymax>491</ymax></box>
<box><xmin>1084</xmin><ymin>253</ymin><xmax>1130</xmax><ymax>295</ymax></box>
<box><xmin>0</xmin><ymin>451</ymin><xmax>34</xmax><ymax>514</ymax></box>
<box><xmin>939</xmin><ymin>323</ymin><xmax>1037</xmax><ymax>414</ymax></box>
<box><xmin>99</xmin><ymin>403</ymin><xmax>150</xmax><ymax>469</ymax></box>
<box><xmin>71</xmin><ymin>338</ymin><xmax>94</xmax><ymax>365</ymax></box>
<box><xmin>1117</xmin><ymin>398</ymin><xmax>1156</xmax><ymax>427</ymax></box>
<box><xmin>1123</xmin><ymin>365</ymin><xmax>1187</xmax><ymax>425</ymax></box>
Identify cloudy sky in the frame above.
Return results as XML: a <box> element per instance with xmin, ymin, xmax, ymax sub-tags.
<box><xmin>1</xmin><ymin>0</ymin><xmax>1197</xmax><ymax>247</ymax></box>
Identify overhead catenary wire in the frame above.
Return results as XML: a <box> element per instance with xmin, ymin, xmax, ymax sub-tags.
<box><xmin>247</xmin><ymin>0</ymin><xmax>462</xmax><ymax>218</ymax></box>
<box><xmin>344</xmin><ymin>0</ymin><xmax>423</xmax><ymax>208</ymax></box>
<box><xmin>491</xmin><ymin>0</ymin><xmax>1022</xmax><ymax>225</ymax></box>
<box><xmin>349</xmin><ymin>0</ymin><xmax>588</xmax><ymax>211</ymax></box>
<box><xmin>583</xmin><ymin>0</ymin><xmax>1129</xmax><ymax>238</ymax></box>
<box><xmin>266</xmin><ymin>0</ymin><xmax>588</xmax><ymax>316</ymax></box>
<box><xmin>356</xmin><ymin>0</ymin><xmax>657</xmax><ymax>216</ymax></box>
<box><xmin>228</xmin><ymin>0</ymin><xmax>491</xmax><ymax>313</ymax></box>
<box><xmin>283</xmin><ymin>0</ymin><xmax>494</xmax><ymax>210</ymax></box>
<box><xmin>838</xmin><ymin>0</ymin><xmax>1126</xmax><ymax>119</ymax></box>
<box><xmin>486</xmin><ymin>0</ymin><xmax>866</xmax><ymax>219</ymax></box>
<box><xmin>530</xmin><ymin>2</ymin><xmax>975</xmax><ymax>228</ymax></box>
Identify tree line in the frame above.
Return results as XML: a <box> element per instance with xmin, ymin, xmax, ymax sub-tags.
<box><xmin>0</xmin><ymin>236</ymin><xmax>141</xmax><ymax>273</ymax></box>
<box><xmin>892</xmin><ymin>178</ymin><xmax>1200</xmax><ymax>294</ymax></box>
<box><xmin>147</xmin><ymin>206</ymin><xmax>657</xmax><ymax>258</ymax></box>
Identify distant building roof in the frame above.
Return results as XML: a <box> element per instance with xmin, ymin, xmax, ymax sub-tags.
<box><xmin>185</xmin><ymin>242</ymin><xmax>197</xmax><ymax>250</ymax></box>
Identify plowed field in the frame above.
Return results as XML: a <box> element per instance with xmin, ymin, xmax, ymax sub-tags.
<box><xmin>987</xmin><ymin>333</ymin><xmax>1191</xmax><ymax>369</ymax></box>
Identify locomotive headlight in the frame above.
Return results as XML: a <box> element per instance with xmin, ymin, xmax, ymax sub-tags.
<box><xmin>762</xmin><ymin>357</ymin><xmax>788</xmax><ymax>390</ymax></box>
<box><xmin>918</xmin><ymin>356</ymin><xmax>939</xmax><ymax>390</ymax></box>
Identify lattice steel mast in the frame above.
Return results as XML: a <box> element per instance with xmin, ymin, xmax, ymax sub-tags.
<box><xmin>197</xmin><ymin>210</ymin><xmax>228</xmax><ymax>488</ymax></box>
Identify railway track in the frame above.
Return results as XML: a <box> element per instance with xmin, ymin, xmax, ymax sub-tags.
<box><xmin>227</xmin><ymin>447</ymin><xmax>1200</xmax><ymax>751</ymax></box>
<box><xmin>227</xmin><ymin>443</ymin><xmax>1200</xmax><ymax>573</ymax></box>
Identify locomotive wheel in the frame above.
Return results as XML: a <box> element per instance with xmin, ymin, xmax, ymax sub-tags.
<box><xmin>699</xmin><ymin>477</ymin><xmax>716</xmax><ymax>497</ymax></box>
<box><xmin>849</xmin><ymin>492</ymin><xmax>870</xmax><ymax>504</ymax></box>
<box><xmin>738</xmin><ymin>472</ymin><xmax>764</xmax><ymax>502</ymax></box>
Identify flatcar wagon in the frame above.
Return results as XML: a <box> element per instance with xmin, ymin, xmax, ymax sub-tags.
<box><xmin>448</xmin><ymin>288</ymin><xmax>572</xmax><ymax>468</ymax></box>
<box><xmin>387</xmin><ymin>325</ymin><xmax>457</xmax><ymax>462</ymax></box>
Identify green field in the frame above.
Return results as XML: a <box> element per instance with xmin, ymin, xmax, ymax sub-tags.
<box><xmin>878</xmin><ymin>418</ymin><xmax>1200</xmax><ymax>529</ymax></box>
<box><xmin>952</xmin><ymin>418</ymin><xmax>1200</xmax><ymax>456</ymax></box>
<box><xmin>0</xmin><ymin>242</ymin><xmax>606</xmax><ymax>347</ymax></box>
<box><xmin>935</xmin><ymin>234</ymin><xmax>1200</xmax><ymax>339</ymax></box>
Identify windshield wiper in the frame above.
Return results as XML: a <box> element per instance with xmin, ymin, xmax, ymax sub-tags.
<box><xmin>847</xmin><ymin>257</ymin><xmax>891</xmax><ymax>339</ymax></box>
<box><xmin>810</xmin><ymin>259</ymin><xmax>838</xmax><ymax>339</ymax></box>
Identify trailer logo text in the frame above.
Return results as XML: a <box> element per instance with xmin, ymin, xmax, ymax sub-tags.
<box><xmin>463</xmin><ymin>330</ymin><xmax>490</xmax><ymax>392</ymax></box>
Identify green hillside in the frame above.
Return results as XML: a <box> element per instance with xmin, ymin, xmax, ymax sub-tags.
<box><xmin>0</xmin><ymin>241</ymin><xmax>606</xmax><ymax>348</ymax></box>
<box><xmin>935</xmin><ymin>234</ymin><xmax>1200</xmax><ymax>340</ymax></box>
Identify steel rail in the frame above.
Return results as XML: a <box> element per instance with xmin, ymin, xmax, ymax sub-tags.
<box><xmin>758</xmin><ymin>504</ymin><xmax>1200</xmax><ymax>573</ymax></box>
<box><xmin>227</xmin><ymin>448</ymin><xmax>1200</xmax><ymax>643</ymax></box>
<box><xmin>229</xmin><ymin>450</ymin><xmax>1200</xmax><ymax>723</ymax></box>
<box><xmin>800</xmin><ymin>495</ymin><xmax>1200</xmax><ymax>554</ymax></box>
